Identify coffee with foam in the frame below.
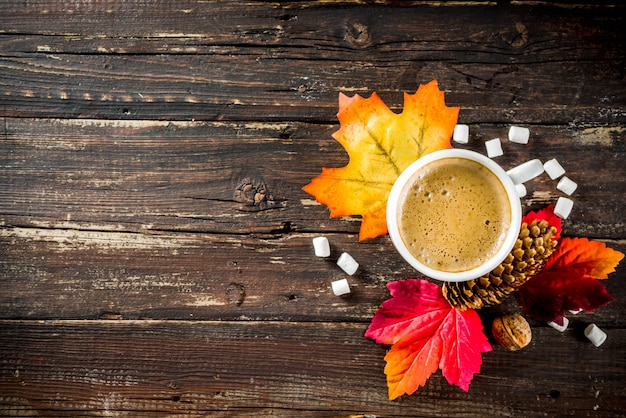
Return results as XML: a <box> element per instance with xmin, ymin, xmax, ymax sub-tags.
<box><xmin>397</xmin><ymin>157</ymin><xmax>512</xmax><ymax>273</ymax></box>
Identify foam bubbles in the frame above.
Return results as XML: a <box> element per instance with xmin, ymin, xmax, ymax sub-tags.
<box><xmin>398</xmin><ymin>157</ymin><xmax>511</xmax><ymax>272</ymax></box>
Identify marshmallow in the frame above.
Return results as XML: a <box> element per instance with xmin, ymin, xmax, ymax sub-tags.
<box><xmin>506</xmin><ymin>159</ymin><xmax>544</xmax><ymax>184</ymax></box>
<box><xmin>584</xmin><ymin>324</ymin><xmax>607</xmax><ymax>347</ymax></box>
<box><xmin>515</xmin><ymin>183</ymin><xmax>527</xmax><ymax>198</ymax></box>
<box><xmin>312</xmin><ymin>236</ymin><xmax>331</xmax><ymax>257</ymax></box>
<box><xmin>485</xmin><ymin>138</ymin><xmax>503</xmax><ymax>158</ymax></box>
<box><xmin>453</xmin><ymin>124</ymin><xmax>469</xmax><ymax>144</ymax></box>
<box><xmin>554</xmin><ymin>196</ymin><xmax>574</xmax><ymax>219</ymax></box>
<box><xmin>548</xmin><ymin>317</ymin><xmax>569</xmax><ymax>332</ymax></box>
<box><xmin>508</xmin><ymin>126</ymin><xmax>530</xmax><ymax>144</ymax></box>
<box><xmin>557</xmin><ymin>176</ymin><xmax>578</xmax><ymax>196</ymax></box>
<box><xmin>331</xmin><ymin>278</ymin><xmax>351</xmax><ymax>296</ymax></box>
<box><xmin>337</xmin><ymin>252</ymin><xmax>359</xmax><ymax>275</ymax></box>
<box><xmin>544</xmin><ymin>158</ymin><xmax>566</xmax><ymax>180</ymax></box>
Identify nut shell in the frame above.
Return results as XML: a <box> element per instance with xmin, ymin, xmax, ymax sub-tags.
<box><xmin>492</xmin><ymin>313</ymin><xmax>532</xmax><ymax>351</ymax></box>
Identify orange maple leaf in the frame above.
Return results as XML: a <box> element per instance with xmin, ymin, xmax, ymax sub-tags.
<box><xmin>303</xmin><ymin>80</ymin><xmax>459</xmax><ymax>240</ymax></box>
<box><xmin>542</xmin><ymin>237</ymin><xmax>624</xmax><ymax>279</ymax></box>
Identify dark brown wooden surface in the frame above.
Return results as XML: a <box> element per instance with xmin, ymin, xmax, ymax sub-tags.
<box><xmin>1</xmin><ymin>1</ymin><xmax>625</xmax><ymax>416</ymax></box>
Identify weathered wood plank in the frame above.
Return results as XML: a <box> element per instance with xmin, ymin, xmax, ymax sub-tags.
<box><xmin>1</xmin><ymin>54</ymin><xmax>623</xmax><ymax>124</ymax></box>
<box><xmin>1</xmin><ymin>225</ymin><xmax>624</xmax><ymax>322</ymax></box>
<box><xmin>1</xmin><ymin>3</ymin><xmax>624</xmax><ymax>123</ymax></box>
<box><xmin>1</xmin><ymin>1</ymin><xmax>623</xmax><ymax>55</ymax></box>
<box><xmin>0</xmin><ymin>320</ymin><xmax>624</xmax><ymax>417</ymax></box>
<box><xmin>0</xmin><ymin>229</ymin><xmax>384</xmax><ymax>320</ymax></box>
<box><xmin>2</xmin><ymin>5</ymin><xmax>624</xmax><ymax>68</ymax></box>
<box><xmin>2</xmin><ymin>118</ymin><xmax>625</xmax><ymax>238</ymax></box>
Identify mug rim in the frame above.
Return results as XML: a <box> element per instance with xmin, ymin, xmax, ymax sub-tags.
<box><xmin>386</xmin><ymin>148</ymin><xmax>522</xmax><ymax>282</ymax></box>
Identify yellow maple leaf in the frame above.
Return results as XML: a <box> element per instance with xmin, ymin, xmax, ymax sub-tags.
<box><xmin>303</xmin><ymin>80</ymin><xmax>459</xmax><ymax>240</ymax></box>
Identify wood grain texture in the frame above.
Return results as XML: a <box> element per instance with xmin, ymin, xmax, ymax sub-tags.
<box><xmin>2</xmin><ymin>224</ymin><xmax>624</xmax><ymax>321</ymax></box>
<box><xmin>1</xmin><ymin>3</ymin><xmax>624</xmax><ymax>123</ymax></box>
<box><xmin>1</xmin><ymin>1</ymin><xmax>625</xmax><ymax>416</ymax></box>
<box><xmin>2</xmin><ymin>119</ymin><xmax>624</xmax><ymax>237</ymax></box>
<box><xmin>1</xmin><ymin>321</ymin><xmax>625</xmax><ymax>417</ymax></box>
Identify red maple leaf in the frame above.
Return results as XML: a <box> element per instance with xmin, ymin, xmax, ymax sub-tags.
<box><xmin>365</xmin><ymin>279</ymin><xmax>491</xmax><ymax>399</ymax></box>
<box><xmin>517</xmin><ymin>237</ymin><xmax>624</xmax><ymax>325</ymax></box>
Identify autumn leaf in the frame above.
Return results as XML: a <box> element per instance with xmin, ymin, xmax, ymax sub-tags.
<box><xmin>365</xmin><ymin>279</ymin><xmax>491</xmax><ymax>399</ymax></box>
<box><xmin>543</xmin><ymin>237</ymin><xmax>624</xmax><ymax>278</ymax></box>
<box><xmin>517</xmin><ymin>237</ymin><xmax>624</xmax><ymax>324</ymax></box>
<box><xmin>303</xmin><ymin>80</ymin><xmax>459</xmax><ymax>240</ymax></box>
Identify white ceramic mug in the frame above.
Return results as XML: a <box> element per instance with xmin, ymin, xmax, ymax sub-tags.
<box><xmin>387</xmin><ymin>149</ymin><xmax>522</xmax><ymax>282</ymax></box>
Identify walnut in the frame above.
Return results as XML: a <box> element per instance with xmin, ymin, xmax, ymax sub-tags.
<box><xmin>492</xmin><ymin>313</ymin><xmax>532</xmax><ymax>351</ymax></box>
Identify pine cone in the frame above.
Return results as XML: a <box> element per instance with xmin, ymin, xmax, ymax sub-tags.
<box><xmin>442</xmin><ymin>219</ymin><xmax>559</xmax><ymax>310</ymax></box>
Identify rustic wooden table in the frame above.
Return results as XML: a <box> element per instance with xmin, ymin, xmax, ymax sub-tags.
<box><xmin>1</xmin><ymin>1</ymin><xmax>625</xmax><ymax>417</ymax></box>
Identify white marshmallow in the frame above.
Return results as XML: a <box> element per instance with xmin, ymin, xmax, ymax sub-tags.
<box><xmin>453</xmin><ymin>124</ymin><xmax>469</xmax><ymax>144</ymax></box>
<box><xmin>544</xmin><ymin>158</ymin><xmax>566</xmax><ymax>180</ymax></box>
<box><xmin>515</xmin><ymin>183</ymin><xmax>527</xmax><ymax>198</ymax></box>
<box><xmin>485</xmin><ymin>138</ymin><xmax>503</xmax><ymax>158</ymax></box>
<box><xmin>584</xmin><ymin>324</ymin><xmax>607</xmax><ymax>347</ymax></box>
<box><xmin>557</xmin><ymin>176</ymin><xmax>578</xmax><ymax>196</ymax></box>
<box><xmin>506</xmin><ymin>159</ymin><xmax>544</xmax><ymax>184</ymax></box>
<box><xmin>312</xmin><ymin>236</ymin><xmax>331</xmax><ymax>257</ymax></box>
<box><xmin>554</xmin><ymin>196</ymin><xmax>574</xmax><ymax>219</ymax></box>
<box><xmin>508</xmin><ymin>126</ymin><xmax>530</xmax><ymax>144</ymax></box>
<box><xmin>331</xmin><ymin>278</ymin><xmax>351</xmax><ymax>296</ymax></box>
<box><xmin>548</xmin><ymin>317</ymin><xmax>569</xmax><ymax>332</ymax></box>
<box><xmin>337</xmin><ymin>252</ymin><xmax>359</xmax><ymax>275</ymax></box>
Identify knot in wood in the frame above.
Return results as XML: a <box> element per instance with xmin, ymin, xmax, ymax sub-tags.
<box><xmin>235</xmin><ymin>178</ymin><xmax>272</xmax><ymax>211</ymax></box>
<box><xmin>226</xmin><ymin>282</ymin><xmax>246</xmax><ymax>306</ymax></box>
<box><xmin>500</xmin><ymin>22</ymin><xmax>528</xmax><ymax>48</ymax></box>
<box><xmin>345</xmin><ymin>21</ymin><xmax>371</xmax><ymax>47</ymax></box>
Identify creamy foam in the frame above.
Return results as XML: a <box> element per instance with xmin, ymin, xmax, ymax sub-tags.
<box><xmin>398</xmin><ymin>157</ymin><xmax>512</xmax><ymax>273</ymax></box>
